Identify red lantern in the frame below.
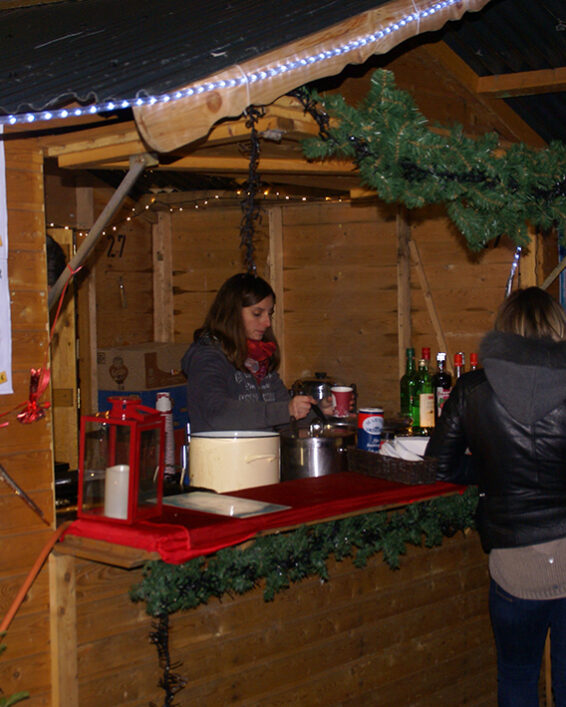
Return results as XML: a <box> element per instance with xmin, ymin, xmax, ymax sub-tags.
<box><xmin>77</xmin><ymin>397</ymin><xmax>165</xmax><ymax>524</ymax></box>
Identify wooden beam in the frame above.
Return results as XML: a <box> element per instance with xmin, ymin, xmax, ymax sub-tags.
<box><xmin>44</xmin><ymin>123</ymin><xmax>143</xmax><ymax>158</ymax></box>
<box><xmin>74</xmin><ymin>154</ymin><xmax>357</xmax><ymax>174</ymax></box>
<box><xmin>153</xmin><ymin>211</ymin><xmax>174</xmax><ymax>342</ymax></box>
<box><xmin>477</xmin><ymin>67</ymin><xmax>566</xmax><ymax>98</ymax></box>
<box><xmin>423</xmin><ymin>43</ymin><xmax>547</xmax><ymax>148</ymax></box>
<box><xmin>519</xmin><ymin>226</ymin><xmax>538</xmax><ymax>289</ymax></box>
<box><xmin>57</xmin><ymin>140</ymin><xmax>152</xmax><ymax>169</ymax></box>
<box><xmin>396</xmin><ymin>206</ymin><xmax>412</xmax><ymax>379</ymax></box>
<box><xmin>133</xmin><ymin>0</ymin><xmax>491</xmax><ymax>153</ymax></box>
<box><xmin>267</xmin><ymin>206</ymin><xmax>285</xmax><ymax>381</ymax></box>
<box><xmin>75</xmin><ymin>183</ymin><xmax>98</xmax><ymax>415</ymax></box>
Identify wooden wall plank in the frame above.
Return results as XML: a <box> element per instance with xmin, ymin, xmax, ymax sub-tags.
<box><xmin>0</xmin><ymin>134</ymin><xmax>54</xmax><ymax>707</ymax></box>
<box><xmin>49</xmin><ymin>554</ymin><xmax>78</xmax><ymax>707</ymax></box>
<box><xmin>64</xmin><ymin>530</ymin><xmax>495</xmax><ymax>706</ymax></box>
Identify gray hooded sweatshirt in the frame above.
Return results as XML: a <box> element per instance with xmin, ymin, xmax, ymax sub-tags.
<box><xmin>181</xmin><ymin>336</ymin><xmax>291</xmax><ymax>433</ymax></box>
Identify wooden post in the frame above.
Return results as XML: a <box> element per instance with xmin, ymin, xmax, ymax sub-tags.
<box><xmin>396</xmin><ymin>206</ymin><xmax>412</xmax><ymax>378</ymax></box>
<box><xmin>48</xmin><ymin>228</ymin><xmax>78</xmax><ymax>468</ymax></box>
<box><xmin>49</xmin><ymin>553</ymin><xmax>79</xmax><ymax>707</ymax></box>
<box><xmin>153</xmin><ymin>211</ymin><xmax>174</xmax><ymax>342</ymax></box>
<box><xmin>520</xmin><ymin>226</ymin><xmax>539</xmax><ymax>288</ymax></box>
<box><xmin>75</xmin><ymin>183</ymin><xmax>98</xmax><ymax>415</ymax></box>
<box><xmin>268</xmin><ymin>205</ymin><xmax>286</xmax><ymax>381</ymax></box>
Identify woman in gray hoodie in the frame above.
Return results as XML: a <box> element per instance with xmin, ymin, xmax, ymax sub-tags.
<box><xmin>182</xmin><ymin>273</ymin><xmax>331</xmax><ymax>433</ymax></box>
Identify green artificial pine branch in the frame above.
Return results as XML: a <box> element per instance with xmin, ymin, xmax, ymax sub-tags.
<box><xmin>300</xmin><ymin>70</ymin><xmax>566</xmax><ymax>250</ymax></box>
<box><xmin>131</xmin><ymin>488</ymin><xmax>479</xmax><ymax>617</ymax></box>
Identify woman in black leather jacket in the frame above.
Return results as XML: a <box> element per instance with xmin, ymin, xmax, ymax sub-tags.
<box><xmin>427</xmin><ymin>287</ymin><xmax>566</xmax><ymax>707</ymax></box>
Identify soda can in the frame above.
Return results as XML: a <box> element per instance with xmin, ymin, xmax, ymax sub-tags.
<box><xmin>357</xmin><ymin>408</ymin><xmax>384</xmax><ymax>452</ymax></box>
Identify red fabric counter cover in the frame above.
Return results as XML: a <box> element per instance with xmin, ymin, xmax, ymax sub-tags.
<box><xmin>64</xmin><ymin>472</ymin><xmax>464</xmax><ymax>564</ymax></box>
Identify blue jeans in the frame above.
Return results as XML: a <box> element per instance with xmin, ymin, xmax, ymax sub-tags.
<box><xmin>490</xmin><ymin>579</ymin><xmax>566</xmax><ymax>706</ymax></box>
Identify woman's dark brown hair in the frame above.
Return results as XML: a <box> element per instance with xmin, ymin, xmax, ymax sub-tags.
<box><xmin>495</xmin><ymin>287</ymin><xmax>566</xmax><ymax>341</ymax></box>
<box><xmin>194</xmin><ymin>273</ymin><xmax>280</xmax><ymax>371</ymax></box>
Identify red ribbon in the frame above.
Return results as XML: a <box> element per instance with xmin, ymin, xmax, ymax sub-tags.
<box><xmin>16</xmin><ymin>368</ymin><xmax>51</xmax><ymax>424</ymax></box>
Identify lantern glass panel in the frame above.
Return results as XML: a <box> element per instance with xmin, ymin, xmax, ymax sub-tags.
<box><xmin>137</xmin><ymin>426</ymin><xmax>162</xmax><ymax>511</ymax></box>
<box><xmin>81</xmin><ymin>420</ymin><xmax>132</xmax><ymax>517</ymax></box>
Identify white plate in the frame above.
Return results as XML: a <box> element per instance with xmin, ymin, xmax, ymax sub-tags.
<box><xmin>164</xmin><ymin>491</ymin><xmax>290</xmax><ymax>518</ymax></box>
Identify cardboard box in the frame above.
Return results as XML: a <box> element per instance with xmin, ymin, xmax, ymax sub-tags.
<box><xmin>97</xmin><ymin>342</ymin><xmax>190</xmax><ymax>391</ymax></box>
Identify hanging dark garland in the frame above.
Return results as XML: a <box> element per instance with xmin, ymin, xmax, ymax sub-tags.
<box><xmin>148</xmin><ymin>614</ymin><xmax>187</xmax><ymax>707</ymax></box>
<box><xmin>291</xmin><ymin>70</ymin><xmax>566</xmax><ymax>250</ymax></box>
<box><xmin>239</xmin><ymin>105</ymin><xmax>265</xmax><ymax>273</ymax></box>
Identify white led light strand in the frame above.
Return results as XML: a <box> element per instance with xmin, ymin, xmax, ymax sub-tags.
<box><xmin>1</xmin><ymin>0</ymin><xmax>459</xmax><ymax>127</ymax></box>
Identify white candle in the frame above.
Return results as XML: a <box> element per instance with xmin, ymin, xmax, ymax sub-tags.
<box><xmin>104</xmin><ymin>464</ymin><xmax>130</xmax><ymax>519</ymax></box>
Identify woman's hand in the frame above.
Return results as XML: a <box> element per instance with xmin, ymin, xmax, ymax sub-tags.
<box><xmin>319</xmin><ymin>395</ymin><xmax>334</xmax><ymax>417</ymax></box>
<box><xmin>289</xmin><ymin>395</ymin><xmax>316</xmax><ymax>420</ymax></box>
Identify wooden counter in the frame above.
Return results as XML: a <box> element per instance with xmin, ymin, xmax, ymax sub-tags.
<box><xmin>51</xmin><ymin>476</ymin><xmax>498</xmax><ymax>706</ymax></box>
<box><xmin>52</xmin><ymin>530</ymin><xmax>495</xmax><ymax>706</ymax></box>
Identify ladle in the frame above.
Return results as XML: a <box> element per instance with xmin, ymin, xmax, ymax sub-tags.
<box><xmin>311</xmin><ymin>402</ymin><xmax>328</xmax><ymax>424</ymax></box>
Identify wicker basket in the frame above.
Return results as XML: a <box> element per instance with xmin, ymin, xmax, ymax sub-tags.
<box><xmin>346</xmin><ymin>446</ymin><xmax>437</xmax><ymax>485</ymax></box>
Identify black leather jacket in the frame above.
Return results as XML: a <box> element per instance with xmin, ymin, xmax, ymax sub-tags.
<box><xmin>426</xmin><ymin>330</ymin><xmax>566</xmax><ymax>552</ymax></box>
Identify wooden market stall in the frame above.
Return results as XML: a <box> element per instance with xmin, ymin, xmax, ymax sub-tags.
<box><xmin>1</xmin><ymin>0</ymin><xmax>564</xmax><ymax>705</ymax></box>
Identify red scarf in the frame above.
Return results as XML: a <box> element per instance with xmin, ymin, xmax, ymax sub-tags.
<box><xmin>245</xmin><ymin>339</ymin><xmax>276</xmax><ymax>382</ymax></box>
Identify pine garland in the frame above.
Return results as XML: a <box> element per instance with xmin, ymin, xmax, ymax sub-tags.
<box><xmin>130</xmin><ymin>487</ymin><xmax>478</xmax><ymax>617</ymax></box>
<box><xmin>298</xmin><ymin>70</ymin><xmax>566</xmax><ymax>251</ymax></box>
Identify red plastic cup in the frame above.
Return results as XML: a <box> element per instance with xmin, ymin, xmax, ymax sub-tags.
<box><xmin>331</xmin><ymin>386</ymin><xmax>354</xmax><ymax>417</ymax></box>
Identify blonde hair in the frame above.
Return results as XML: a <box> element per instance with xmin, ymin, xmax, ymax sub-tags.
<box><xmin>495</xmin><ymin>287</ymin><xmax>566</xmax><ymax>341</ymax></box>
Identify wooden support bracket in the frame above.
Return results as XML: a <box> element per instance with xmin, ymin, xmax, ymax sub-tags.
<box><xmin>409</xmin><ymin>238</ymin><xmax>451</xmax><ymax>363</ymax></box>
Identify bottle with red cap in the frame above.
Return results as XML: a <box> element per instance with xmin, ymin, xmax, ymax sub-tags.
<box><xmin>421</xmin><ymin>347</ymin><xmax>431</xmax><ymax>372</ymax></box>
<box><xmin>470</xmin><ymin>352</ymin><xmax>479</xmax><ymax>371</ymax></box>
<box><xmin>454</xmin><ymin>352</ymin><xmax>464</xmax><ymax>379</ymax></box>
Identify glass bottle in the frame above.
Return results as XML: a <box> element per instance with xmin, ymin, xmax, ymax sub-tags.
<box><xmin>431</xmin><ymin>352</ymin><xmax>452</xmax><ymax>423</ymax></box>
<box><xmin>400</xmin><ymin>347</ymin><xmax>418</xmax><ymax>417</ymax></box>
<box><xmin>421</xmin><ymin>347</ymin><xmax>431</xmax><ymax>371</ymax></box>
<box><xmin>454</xmin><ymin>352</ymin><xmax>464</xmax><ymax>379</ymax></box>
<box><xmin>414</xmin><ymin>358</ymin><xmax>434</xmax><ymax>435</ymax></box>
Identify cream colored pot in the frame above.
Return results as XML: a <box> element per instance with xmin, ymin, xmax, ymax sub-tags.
<box><xmin>189</xmin><ymin>430</ymin><xmax>280</xmax><ymax>493</ymax></box>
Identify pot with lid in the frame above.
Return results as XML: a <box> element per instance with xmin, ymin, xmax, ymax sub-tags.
<box><xmin>279</xmin><ymin>420</ymin><xmax>356</xmax><ymax>481</ymax></box>
<box><xmin>291</xmin><ymin>372</ymin><xmax>334</xmax><ymax>403</ymax></box>
<box><xmin>189</xmin><ymin>430</ymin><xmax>280</xmax><ymax>493</ymax></box>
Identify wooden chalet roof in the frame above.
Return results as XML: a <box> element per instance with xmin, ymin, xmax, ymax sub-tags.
<box><xmin>3</xmin><ymin>0</ymin><xmax>565</xmax><ymax>198</ymax></box>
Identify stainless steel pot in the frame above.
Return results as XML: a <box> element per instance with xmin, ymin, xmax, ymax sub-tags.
<box><xmin>279</xmin><ymin>421</ymin><xmax>356</xmax><ymax>481</ymax></box>
<box><xmin>291</xmin><ymin>372</ymin><xmax>335</xmax><ymax>403</ymax></box>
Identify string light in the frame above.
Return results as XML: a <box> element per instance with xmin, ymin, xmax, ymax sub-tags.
<box><xmin>49</xmin><ymin>190</ymin><xmax>348</xmax><ymax>235</ymax></box>
<box><xmin>1</xmin><ymin>1</ymin><xmax>460</xmax><ymax>127</ymax></box>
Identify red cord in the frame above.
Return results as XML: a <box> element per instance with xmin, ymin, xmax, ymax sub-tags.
<box><xmin>0</xmin><ymin>522</ymin><xmax>72</xmax><ymax>634</ymax></box>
